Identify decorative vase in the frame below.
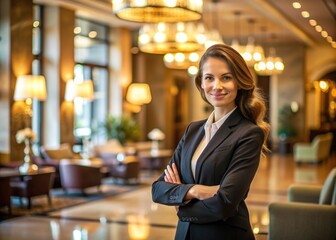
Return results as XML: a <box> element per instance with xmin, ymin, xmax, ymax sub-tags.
<box><xmin>19</xmin><ymin>138</ymin><xmax>38</xmax><ymax>174</ymax></box>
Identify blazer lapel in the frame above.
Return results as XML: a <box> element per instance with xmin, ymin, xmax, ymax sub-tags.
<box><xmin>183</xmin><ymin>123</ymin><xmax>205</xmax><ymax>184</ymax></box>
<box><xmin>195</xmin><ymin>109</ymin><xmax>242</xmax><ymax>183</ymax></box>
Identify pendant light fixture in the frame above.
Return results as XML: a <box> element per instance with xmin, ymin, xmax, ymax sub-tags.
<box><xmin>138</xmin><ymin>21</ymin><xmax>206</xmax><ymax>54</ymax></box>
<box><xmin>241</xmin><ymin>19</ymin><xmax>265</xmax><ymax>67</ymax></box>
<box><xmin>112</xmin><ymin>0</ymin><xmax>203</xmax><ymax>23</ymax></box>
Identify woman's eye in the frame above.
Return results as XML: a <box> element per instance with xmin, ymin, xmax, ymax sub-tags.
<box><xmin>223</xmin><ymin>76</ymin><xmax>232</xmax><ymax>81</ymax></box>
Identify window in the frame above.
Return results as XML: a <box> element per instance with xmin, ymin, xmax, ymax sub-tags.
<box><xmin>74</xmin><ymin>18</ymin><xmax>109</xmax><ymax>144</ymax></box>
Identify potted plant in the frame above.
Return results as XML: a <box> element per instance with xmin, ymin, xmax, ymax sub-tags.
<box><xmin>102</xmin><ymin>115</ymin><xmax>141</xmax><ymax>145</ymax></box>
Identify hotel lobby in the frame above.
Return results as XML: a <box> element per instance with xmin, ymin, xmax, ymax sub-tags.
<box><xmin>0</xmin><ymin>0</ymin><xmax>336</xmax><ymax>239</ymax></box>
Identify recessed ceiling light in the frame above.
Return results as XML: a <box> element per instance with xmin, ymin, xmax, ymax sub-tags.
<box><xmin>74</xmin><ymin>27</ymin><xmax>81</xmax><ymax>34</ymax></box>
<box><xmin>327</xmin><ymin>36</ymin><xmax>333</xmax><ymax>43</ymax></box>
<box><xmin>309</xmin><ymin>19</ymin><xmax>317</xmax><ymax>27</ymax></box>
<box><xmin>88</xmin><ymin>31</ymin><xmax>97</xmax><ymax>38</ymax></box>
<box><xmin>292</xmin><ymin>2</ymin><xmax>301</xmax><ymax>9</ymax></box>
<box><xmin>321</xmin><ymin>31</ymin><xmax>328</xmax><ymax>38</ymax></box>
<box><xmin>315</xmin><ymin>25</ymin><xmax>322</xmax><ymax>32</ymax></box>
<box><xmin>301</xmin><ymin>11</ymin><xmax>310</xmax><ymax>18</ymax></box>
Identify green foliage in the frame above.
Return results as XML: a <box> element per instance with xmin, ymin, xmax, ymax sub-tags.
<box><xmin>103</xmin><ymin>115</ymin><xmax>140</xmax><ymax>144</ymax></box>
<box><xmin>277</xmin><ymin>104</ymin><xmax>296</xmax><ymax>139</ymax></box>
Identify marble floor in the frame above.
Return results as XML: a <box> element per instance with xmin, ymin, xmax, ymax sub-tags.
<box><xmin>0</xmin><ymin>153</ymin><xmax>335</xmax><ymax>240</ymax></box>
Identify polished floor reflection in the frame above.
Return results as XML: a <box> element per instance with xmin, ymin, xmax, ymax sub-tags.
<box><xmin>0</xmin><ymin>153</ymin><xmax>335</xmax><ymax>240</ymax></box>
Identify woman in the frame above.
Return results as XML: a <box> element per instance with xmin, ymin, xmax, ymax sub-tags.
<box><xmin>152</xmin><ymin>44</ymin><xmax>270</xmax><ymax>240</ymax></box>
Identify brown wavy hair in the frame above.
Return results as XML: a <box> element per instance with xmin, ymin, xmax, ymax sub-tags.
<box><xmin>195</xmin><ymin>44</ymin><xmax>270</xmax><ymax>157</ymax></box>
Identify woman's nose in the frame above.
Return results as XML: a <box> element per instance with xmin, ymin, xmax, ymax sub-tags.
<box><xmin>213</xmin><ymin>78</ymin><xmax>223</xmax><ymax>90</ymax></box>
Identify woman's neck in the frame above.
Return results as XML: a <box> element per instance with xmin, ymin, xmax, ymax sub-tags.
<box><xmin>214</xmin><ymin>105</ymin><xmax>236</xmax><ymax>122</ymax></box>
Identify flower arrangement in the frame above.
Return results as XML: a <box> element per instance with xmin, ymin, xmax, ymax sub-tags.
<box><xmin>16</xmin><ymin>128</ymin><xmax>36</xmax><ymax>144</ymax></box>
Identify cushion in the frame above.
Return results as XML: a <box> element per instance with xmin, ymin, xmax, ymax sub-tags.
<box><xmin>43</xmin><ymin>144</ymin><xmax>74</xmax><ymax>161</ymax></box>
<box><xmin>319</xmin><ymin>168</ymin><xmax>336</xmax><ymax>205</ymax></box>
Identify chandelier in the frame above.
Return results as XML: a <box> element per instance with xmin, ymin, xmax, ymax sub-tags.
<box><xmin>254</xmin><ymin>48</ymin><xmax>284</xmax><ymax>75</ymax></box>
<box><xmin>241</xmin><ymin>36</ymin><xmax>265</xmax><ymax>67</ymax></box>
<box><xmin>112</xmin><ymin>0</ymin><xmax>203</xmax><ymax>23</ymax></box>
<box><xmin>163</xmin><ymin>51</ymin><xmax>201</xmax><ymax>76</ymax></box>
<box><xmin>163</xmin><ymin>52</ymin><xmax>200</xmax><ymax>69</ymax></box>
<box><xmin>138</xmin><ymin>22</ymin><xmax>206</xmax><ymax>54</ymax></box>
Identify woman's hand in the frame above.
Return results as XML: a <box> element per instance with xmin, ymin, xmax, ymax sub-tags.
<box><xmin>164</xmin><ymin>163</ymin><xmax>181</xmax><ymax>184</ymax></box>
<box><xmin>164</xmin><ymin>163</ymin><xmax>181</xmax><ymax>212</ymax></box>
<box><xmin>186</xmin><ymin>185</ymin><xmax>220</xmax><ymax>201</ymax></box>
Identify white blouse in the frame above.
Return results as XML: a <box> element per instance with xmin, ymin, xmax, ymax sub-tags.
<box><xmin>190</xmin><ymin>107</ymin><xmax>237</xmax><ymax>179</ymax></box>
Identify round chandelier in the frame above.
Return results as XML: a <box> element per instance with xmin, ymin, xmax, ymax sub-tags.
<box><xmin>254</xmin><ymin>48</ymin><xmax>284</xmax><ymax>75</ymax></box>
<box><xmin>138</xmin><ymin>22</ymin><xmax>206</xmax><ymax>54</ymax></box>
<box><xmin>112</xmin><ymin>0</ymin><xmax>203</xmax><ymax>23</ymax></box>
<box><xmin>163</xmin><ymin>52</ymin><xmax>200</xmax><ymax>69</ymax></box>
<box><xmin>241</xmin><ymin>37</ymin><xmax>265</xmax><ymax>67</ymax></box>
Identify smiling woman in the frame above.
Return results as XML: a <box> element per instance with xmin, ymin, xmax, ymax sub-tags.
<box><xmin>152</xmin><ymin>44</ymin><xmax>270</xmax><ymax>240</ymax></box>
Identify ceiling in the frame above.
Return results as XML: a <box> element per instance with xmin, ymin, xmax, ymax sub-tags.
<box><xmin>36</xmin><ymin>0</ymin><xmax>336</xmax><ymax>48</ymax></box>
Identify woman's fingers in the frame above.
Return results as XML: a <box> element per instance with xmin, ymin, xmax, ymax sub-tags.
<box><xmin>166</xmin><ymin>165</ymin><xmax>177</xmax><ymax>183</ymax></box>
<box><xmin>172</xmin><ymin>163</ymin><xmax>181</xmax><ymax>183</ymax></box>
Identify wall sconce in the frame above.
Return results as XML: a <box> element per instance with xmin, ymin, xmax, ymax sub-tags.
<box><xmin>126</xmin><ymin>83</ymin><xmax>152</xmax><ymax>105</ymax></box>
<box><xmin>65</xmin><ymin>80</ymin><xmax>94</xmax><ymax>101</ymax></box>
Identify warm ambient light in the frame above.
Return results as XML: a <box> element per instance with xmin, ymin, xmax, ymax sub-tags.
<box><xmin>112</xmin><ymin>0</ymin><xmax>203</xmax><ymax>23</ymax></box>
<box><xmin>14</xmin><ymin>75</ymin><xmax>47</xmax><ymax>101</ymax></box>
<box><xmin>65</xmin><ymin>80</ymin><xmax>94</xmax><ymax>101</ymax></box>
<box><xmin>126</xmin><ymin>83</ymin><xmax>152</xmax><ymax>105</ymax></box>
<box><xmin>138</xmin><ymin>22</ymin><xmax>206</xmax><ymax>54</ymax></box>
<box><xmin>319</xmin><ymin>80</ymin><xmax>329</xmax><ymax>92</ymax></box>
<box><xmin>254</xmin><ymin>48</ymin><xmax>284</xmax><ymax>76</ymax></box>
<box><xmin>163</xmin><ymin>52</ymin><xmax>200</xmax><ymax>69</ymax></box>
<box><xmin>292</xmin><ymin>2</ymin><xmax>301</xmax><ymax>9</ymax></box>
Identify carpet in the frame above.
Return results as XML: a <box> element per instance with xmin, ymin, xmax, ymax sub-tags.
<box><xmin>0</xmin><ymin>178</ymin><xmax>148</xmax><ymax>222</ymax></box>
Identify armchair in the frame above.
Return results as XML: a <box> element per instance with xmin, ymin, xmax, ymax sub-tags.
<box><xmin>59</xmin><ymin>159</ymin><xmax>103</xmax><ymax>194</ymax></box>
<box><xmin>10</xmin><ymin>168</ymin><xmax>55</xmax><ymax>209</ymax></box>
<box><xmin>110</xmin><ymin>155</ymin><xmax>140</xmax><ymax>184</ymax></box>
<box><xmin>268</xmin><ymin>168</ymin><xmax>336</xmax><ymax>240</ymax></box>
<box><xmin>39</xmin><ymin>144</ymin><xmax>80</xmax><ymax>188</ymax></box>
<box><xmin>293</xmin><ymin>133</ymin><xmax>333</xmax><ymax>163</ymax></box>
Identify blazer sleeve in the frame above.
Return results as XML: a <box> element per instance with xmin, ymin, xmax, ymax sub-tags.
<box><xmin>177</xmin><ymin>126</ymin><xmax>264</xmax><ymax>223</ymax></box>
<box><xmin>152</xmin><ymin>124</ymin><xmax>195</xmax><ymax>206</ymax></box>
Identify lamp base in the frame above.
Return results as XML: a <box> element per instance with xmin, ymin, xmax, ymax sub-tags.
<box><xmin>19</xmin><ymin>162</ymin><xmax>38</xmax><ymax>174</ymax></box>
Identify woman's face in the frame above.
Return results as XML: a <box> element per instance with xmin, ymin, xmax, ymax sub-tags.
<box><xmin>201</xmin><ymin>57</ymin><xmax>238</xmax><ymax>112</ymax></box>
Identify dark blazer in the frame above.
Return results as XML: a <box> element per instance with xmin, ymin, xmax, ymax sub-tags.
<box><xmin>152</xmin><ymin>109</ymin><xmax>264</xmax><ymax>240</ymax></box>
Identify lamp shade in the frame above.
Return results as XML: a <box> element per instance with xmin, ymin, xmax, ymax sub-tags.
<box><xmin>112</xmin><ymin>0</ymin><xmax>203</xmax><ymax>23</ymax></box>
<box><xmin>126</xmin><ymin>83</ymin><xmax>152</xmax><ymax>105</ymax></box>
<box><xmin>148</xmin><ymin>128</ymin><xmax>165</xmax><ymax>140</ymax></box>
<box><xmin>14</xmin><ymin>75</ymin><xmax>47</xmax><ymax>101</ymax></box>
<box><xmin>75</xmin><ymin>80</ymin><xmax>94</xmax><ymax>101</ymax></box>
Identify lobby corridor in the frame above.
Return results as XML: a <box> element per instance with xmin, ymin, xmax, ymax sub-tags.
<box><xmin>0</xmin><ymin>153</ymin><xmax>335</xmax><ymax>240</ymax></box>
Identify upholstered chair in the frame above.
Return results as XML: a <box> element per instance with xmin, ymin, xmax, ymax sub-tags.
<box><xmin>110</xmin><ymin>155</ymin><xmax>140</xmax><ymax>184</ymax></box>
<box><xmin>268</xmin><ymin>168</ymin><xmax>336</xmax><ymax>240</ymax></box>
<box><xmin>39</xmin><ymin>144</ymin><xmax>80</xmax><ymax>188</ymax></box>
<box><xmin>59</xmin><ymin>160</ymin><xmax>103</xmax><ymax>194</ymax></box>
<box><xmin>293</xmin><ymin>133</ymin><xmax>333</xmax><ymax>163</ymax></box>
<box><xmin>10</xmin><ymin>169</ymin><xmax>55</xmax><ymax>209</ymax></box>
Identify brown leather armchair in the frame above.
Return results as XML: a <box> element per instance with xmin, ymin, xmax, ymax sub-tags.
<box><xmin>10</xmin><ymin>168</ymin><xmax>55</xmax><ymax>209</ymax></box>
<box><xmin>39</xmin><ymin>144</ymin><xmax>81</xmax><ymax>188</ymax></box>
<box><xmin>59</xmin><ymin>160</ymin><xmax>103</xmax><ymax>194</ymax></box>
<box><xmin>110</xmin><ymin>155</ymin><xmax>140</xmax><ymax>184</ymax></box>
